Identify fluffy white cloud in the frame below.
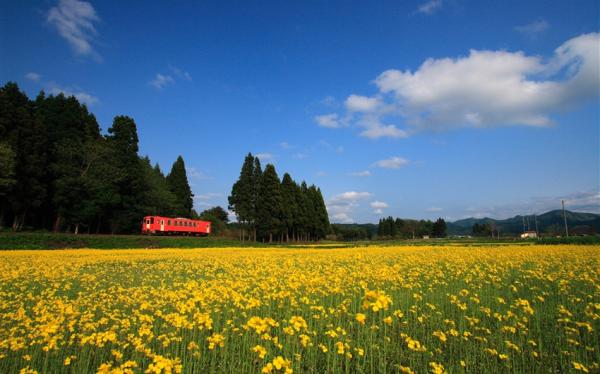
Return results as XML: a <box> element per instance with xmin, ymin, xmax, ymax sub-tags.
<box><xmin>345</xmin><ymin>95</ymin><xmax>380</xmax><ymax>112</ymax></box>
<box><xmin>375</xmin><ymin>33</ymin><xmax>599</xmax><ymax>129</ymax></box>
<box><xmin>417</xmin><ymin>0</ymin><xmax>443</xmax><ymax>15</ymax></box>
<box><xmin>515</xmin><ymin>20</ymin><xmax>549</xmax><ymax>38</ymax></box>
<box><xmin>371</xmin><ymin>201</ymin><xmax>389</xmax><ymax>209</ymax></box>
<box><xmin>256</xmin><ymin>152</ymin><xmax>274</xmax><ymax>162</ymax></box>
<box><xmin>360</xmin><ymin>123</ymin><xmax>408</xmax><ymax>139</ymax></box>
<box><xmin>349</xmin><ymin>170</ymin><xmax>371</xmax><ymax>177</ymax></box>
<box><xmin>316</xmin><ymin>33</ymin><xmax>599</xmax><ymax>138</ymax></box>
<box><xmin>47</xmin><ymin>0</ymin><xmax>100</xmax><ymax>57</ymax></box>
<box><xmin>327</xmin><ymin>191</ymin><xmax>372</xmax><ymax>223</ymax></box>
<box><xmin>315</xmin><ymin>113</ymin><xmax>341</xmax><ymax>128</ymax></box>
<box><xmin>25</xmin><ymin>72</ymin><xmax>41</xmax><ymax>82</ymax></box>
<box><xmin>150</xmin><ymin>74</ymin><xmax>175</xmax><ymax>89</ymax></box>
<box><xmin>48</xmin><ymin>83</ymin><xmax>98</xmax><ymax>106</ymax></box>
<box><xmin>372</xmin><ymin>157</ymin><xmax>409</xmax><ymax>169</ymax></box>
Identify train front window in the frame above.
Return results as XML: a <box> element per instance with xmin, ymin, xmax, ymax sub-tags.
<box><xmin>150</xmin><ymin>218</ymin><xmax>154</xmax><ymax>224</ymax></box>
<box><xmin>146</xmin><ymin>219</ymin><xmax>150</xmax><ymax>224</ymax></box>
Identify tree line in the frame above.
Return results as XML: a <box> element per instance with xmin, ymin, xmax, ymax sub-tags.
<box><xmin>228</xmin><ymin>153</ymin><xmax>330</xmax><ymax>242</ymax></box>
<box><xmin>0</xmin><ymin>82</ymin><xmax>198</xmax><ymax>233</ymax></box>
<box><xmin>377</xmin><ymin>216</ymin><xmax>447</xmax><ymax>239</ymax></box>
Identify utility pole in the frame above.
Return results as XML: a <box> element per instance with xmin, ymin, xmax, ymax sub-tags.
<box><xmin>562</xmin><ymin>200</ymin><xmax>569</xmax><ymax>237</ymax></box>
<box><xmin>534</xmin><ymin>214</ymin><xmax>539</xmax><ymax>237</ymax></box>
<box><xmin>522</xmin><ymin>216</ymin><xmax>526</xmax><ymax>233</ymax></box>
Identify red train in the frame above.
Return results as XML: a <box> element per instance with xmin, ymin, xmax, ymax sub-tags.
<box><xmin>141</xmin><ymin>216</ymin><xmax>211</xmax><ymax>236</ymax></box>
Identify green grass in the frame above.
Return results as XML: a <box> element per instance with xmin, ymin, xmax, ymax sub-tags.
<box><xmin>0</xmin><ymin>231</ymin><xmax>267</xmax><ymax>250</ymax></box>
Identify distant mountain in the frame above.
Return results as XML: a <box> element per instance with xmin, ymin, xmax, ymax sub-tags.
<box><xmin>447</xmin><ymin>210</ymin><xmax>600</xmax><ymax>236</ymax></box>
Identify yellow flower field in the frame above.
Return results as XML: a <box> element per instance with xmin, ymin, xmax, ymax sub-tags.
<box><xmin>0</xmin><ymin>245</ymin><xmax>598</xmax><ymax>373</ymax></box>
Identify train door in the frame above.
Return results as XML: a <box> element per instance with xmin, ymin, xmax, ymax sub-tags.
<box><xmin>160</xmin><ymin>219</ymin><xmax>165</xmax><ymax>232</ymax></box>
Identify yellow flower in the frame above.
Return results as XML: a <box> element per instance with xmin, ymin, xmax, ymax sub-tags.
<box><xmin>429</xmin><ymin>362</ymin><xmax>446</xmax><ymax>374</ymax></box>
<box><xmin>207</xmin><ymin>333</ymin><xmax>225</xmax><ymax>350</ymax></box>
<box><xmin>432</xmin><ymin>330</ymin><xmax>447</xmax><ymax>343</ymax></box>
<box><xmin>572</xmin><ymin>362</ymin><xmax>589</xmax><ymax>372</ymax></box>
<box><xmin>252</xmin><ymin>345</ymin><xmax>268</xmax><ymax>359</ymax></box>
<box><xmin>355</xmin><ymin>313</ymin><xmax>366</xmax><ymax>325</ymax></box>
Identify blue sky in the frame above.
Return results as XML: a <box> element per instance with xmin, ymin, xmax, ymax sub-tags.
<box><xmin>1</xmin><ymin>0</ymin><xmax>599</xmax><ymax>223</ymax></box>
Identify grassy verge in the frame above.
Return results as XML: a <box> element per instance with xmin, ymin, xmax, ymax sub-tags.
<box><xmin>0</xmin><ymin>231</ymin><xmax>267</xmax><ymax>250</ymax></box>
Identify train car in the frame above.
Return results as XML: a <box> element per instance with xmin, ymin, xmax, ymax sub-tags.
<box><xmin>141</xmin><ymin>216</ymin><xmax>211</xmax><ymax>236</ymax></box>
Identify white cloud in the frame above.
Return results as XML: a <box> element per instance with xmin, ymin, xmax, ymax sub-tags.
<box><xmin>150</xmin><ymin>74</ymin><xmax>175</xmax><ymax>89</ymax></box>
<box><xmin>349</xmin><ymin>170</ymin><xmax>371</xmax><ymax>177</ymax></box>
<box><xmin>315</xmin><ymin>113</ymin><xmax>341</xmax><ymax>128</ymax></box>
<box><xmin>327</xmin><ymin>191</ymin><xmax>372</xmax><ymax>223</ymax></box>
<box><xmin>186</xmin><ymin>167</ymin><xmax>212</xmax><ymax>180</ymax></box>
<box><xmin>332</xmin><ymin>212</ymin><xmax>353</xmax><ymax>224</ymax></box>
<box><xmin>427</xmin><ymin>207</ymin><xmax>443</xmax><ymax>212</ymax></box>
<box><xmin>375</xmin><ymin>33</ymin><xmax>599</xmax><ymax>130</ymax></box>
<box><xmin>345</xmin><ymin>94</ymin><xmax>380</xmax><ymax>112</ymax></box>
<box><xmin>372</xmin><ymin>157</ymin><xmax>409</xmax><ymax>169</ymax></box>
<box><xmin>315</xmin><ymin>33</ymin><xmax>600</xmax><ymax>138</ymax></box>
<box><xmin>293</xmin><ymin>152</ymin><xmax>308</xmax><ymax>160</ymax></box>
<box><xmin>169</xmin><ymin>65</ymin><xmax>192</xmax><ymax>81</ymax></box>
<box><xmin>47</xmin><ymin>0</ymin><xmax>100</xmax><ymax>57</ymax></box>
<box><xmin>515</xmin><ymin>20</ymin><xmax>549</xmax><ymax>38</ymax></box>
<box><xmin>360</xmin><ymin>122</ymin><xmax>408</xmax><ymax>139</ymax></box>
<box><xmin>335</xmin><ymin>191</ymin><xmax>372</xmax><ymax>201</ymax></box>
<box><xmin>417</xmin><ymin>0</ymin><xmax>443</xmax><ymax>15</ymax></box>
<box><xmin>25</xmin><ymin>72</ymin><xmax>41</xmax><ymax>82</ymax></box>
<box><xmin>48</xmin><ymin>83</ymin><xmax>98</xmax><ymax>106</ymax></box>
<box><xmin>371</xmin><ymin>201</ymin><xmax>389</xmax><ymax>209</ymax></box>
<box><xmin>256</xmin><ymin>152</ymin><xmax>274</xmax><ymax>162</ymax></box>
<box><xmin>280</xmin><ymin>141</ymin><xmax>292</xmax><ymax>149</ymax></box>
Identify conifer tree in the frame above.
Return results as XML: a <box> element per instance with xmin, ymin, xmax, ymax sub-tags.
<box><xmin>166</xmin><ymin>156</ymin><xmax>194</xmax><ymax>217</ymax></box>
<box><xmin>280</xmin><ymin>173</ymin><xmax>298</xmax><ymax>242</ymax></box>
<box><xmin>229</xmin><ymin>153</ymin><xmax>255</xmax><ymax>241</ymax></box>
<box><xmin>256</xmin><ymin>164</ymin><xmax>283</xmax><ymax>242</ymax></box>
<box><xmin>0</xmin><ymin>82</ymin><xmax>47</xmax><ymax>230</ymax></box>
<box><xmin>105</xmin><ymin>115</ymin><xmax>145</xmax><ymax>233</ymax></box>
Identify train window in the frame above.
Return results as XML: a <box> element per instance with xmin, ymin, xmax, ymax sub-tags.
<box><xmin>146</xmin><ymin>219</ymin><xmax>150</xmax><ymax>224</ymax></box>
<box><xmin>150</xmin><ymin>217</ymin><xmax>154</xmax><ymax>224</ymax></box>
<box><xmin>168</xmin><ymin>220</ymin><xmax>171</xmax><ymax>225</ymax></box>
<box><xmin>161</xmin><ymin>220</ymin><xmax>164</xmax><ymax>225</ymax></box>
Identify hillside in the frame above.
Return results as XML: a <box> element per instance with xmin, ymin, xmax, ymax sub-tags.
<box><xmin>447</xmin><ymin>210</ymin><xmax>600</xmax><ymax>236</ymax></box>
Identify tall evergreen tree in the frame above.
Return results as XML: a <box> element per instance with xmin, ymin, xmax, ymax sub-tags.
<box><xmin>0</xmin><ymin>82</ymin><xmax>47</xmax><ymax>230</ymax></box>
<box><xmin>256</xmin><ymin>164</ymin><xmax>283</xmax><ymax>242</ymax></box>
<box><xmin>166</xmin><ymin>156</ymin><xmax>194</xmax><ymax>217</ymax></box>
<box><xmin>280</xmin><ymin>173</ymin><xmax>298</xmax><ymax>242</ymax></box>
<box><xmin>36</xmin><ymin>93</ymin><xmax>102</xmax><ymax>232</ymax></box>
<box><xmin>432</xmin><ymin>218</ymin><xmax>447</xmax><ymax>238</ymax></box>
<box><xmin>105</xmin><ymin>115</ymin><xmax>145</xmax><ymax>233</ymax></box>
<box><xmin>228</xmin><ymin>153</ymin><xmax>255</xmax><ymax>241</ymax></box>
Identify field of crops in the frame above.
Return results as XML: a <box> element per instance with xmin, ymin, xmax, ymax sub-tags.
<box><xmin>0</xmin><ymin>245</ymin><xmax>598</xmax><ymax>373</ymax></box>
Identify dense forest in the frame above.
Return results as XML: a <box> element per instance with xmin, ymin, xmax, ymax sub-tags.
<box><xmin>0</xmin><ymin>82</ymin><xmax>199</xmax><ymax>234</ymax></box>
<box><xmin>228</xmin><ymin>153</ymin><xmax>330</xmax><ymax>242</ymax></box>
<box><xmin>377</xmin><ymin>216</ymin><xmax>447</xmax><ymax>239</ymax></box>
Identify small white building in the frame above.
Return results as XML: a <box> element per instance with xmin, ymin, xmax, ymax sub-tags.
<box><xmin>520</xmin><ymin>231</ymin><xmax>538</xmax><ymax>239</ymax></box>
